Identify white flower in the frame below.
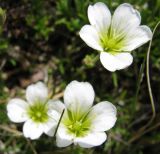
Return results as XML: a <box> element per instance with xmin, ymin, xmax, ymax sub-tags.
<box><xmin>79</xmin><ymin>2</ymin><xmax>152</xmax><ymax>72</ymax></box>
<box><xmin>56</xmin><ymin>81</ymin><xmax>117</xmax><ymax>148</ymax></box>
<box><xmin>7</xmin><ymin>82</ymin><xmax>64</xmax><ymax>140</ymax></box>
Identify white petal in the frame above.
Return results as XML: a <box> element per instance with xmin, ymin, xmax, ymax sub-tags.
<box><xmin>90</xmin><ymin>101</ymin><xmax>117</xmax><ymax>131</ymax></box>
<box><xmin>7</xmin><ymin>98</ymin><xmax>28</xmax><ymax>123</ymax></box>
<box><xmin>23</xmin><ymin>120</ymin><xmax>44</xmax><ymax>140</ymax></box>
<box><xmin>79</xmin><ymin>25</ymin><xmax>103</xmax><ymax>51</ymax></box>
<box><xmin>100</xmin><ymin>52</ymin><xmax>133</xmax><ymax>72</ymax></box>
<box><xmin>48</xmin><ymin>100</ymin><xmax>65</xmax><ymax>114</ymax></box>
<box><xmin>48</xmin><ymin>109</ymin><xmax>61</xmax><ymax>123</ymax></box>
<box><xmin>111</xmin><ymin>3</ymin><xmax>141</xmax><ymax>36</ymax></box>
<box><xmin>88</xmin><ymin>2</ymin><xmax>111</xmax><ymax>33</ymax></box>
<box><xmin>56</xmin><ymin>126</ymin><xmax>73</xmax><ymax>147</ymax></box>
<box><xmin>26</xmin><ymin>82</ymin><xmax>48</xmax><ymax>104</ymax></box>
<box><xmin>43</xmin><ymin>118</ymin><xmax>57</xmax><ymax>136</ymax></box>
<box><xmin>64</xmin><ymin>81</ymin><xmax>95</xmax><ymax>112</ymax></box>
<box><xmin>75</xmin><ymin>132</ymin><xmax>107</xmax><ymax>148</ymax></box>
<box><xmin>122</xmin><ymin>25</ymin><xmax>152</xmax><ymax>51</ymax></box>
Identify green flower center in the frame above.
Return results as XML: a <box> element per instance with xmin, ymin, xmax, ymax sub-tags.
<box><xmin>100</xmin><ymin>27</ymin><xmax>126</xmax><ymax>54</ymax></box>
<box><xmin>62</xmin><ymin>109</ymin><xmax>92</xmax><ymax>137</ymax></box>
<box><xmin>27</xmin><ymin>101</ymin><xmax>49</xmax><ymax>123</ymax></box>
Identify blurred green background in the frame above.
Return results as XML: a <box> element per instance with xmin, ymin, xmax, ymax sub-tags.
<box><xmin>0</xmin><ymin>0</ymin><xmax>160</xmax><ymax>153</ymax></box>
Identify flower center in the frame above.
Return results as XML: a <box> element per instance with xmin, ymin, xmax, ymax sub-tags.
<box><xmin>62</xmin><ymin>109</ymin><xmax>92</xmax><ymax>137</ymax></box>
<box><xmin>27</xmin><ymin>101</ymin><xmax>49</xmax><ymax>123</ymax></box>
<box><xmin>100</xmin><ymin>27</ymin><xmax>126</xmax><ymax>54</ymax></box>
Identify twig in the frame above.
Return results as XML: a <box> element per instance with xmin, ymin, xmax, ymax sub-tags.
<box><xmin>52</xmin><ymin>92</ymin><xmax>64</xmax><ymax>100</ymax></box>
<box><xmin>0</xmin><ymin>125</ymin><xmax>22</xmax><ymax>136</ymax></box>
<box><xmin>0</xmin><ymin>99</ymin><xmax>6</xmax><ymax>104</ymax></box>
<box><xmin>26</xmin><ymin>139</ymin><xmax>37</xmax><ymax>154</ymax></box>
<box><xmin>129</xmin><ymin>122</ymin><xmax>160</xmax><ymax>143</ymax></box>
<box><xmin>109</xmin><ymin>133</ymin><xmax>129</xmax><ymax>146</ymax></box>
<box><xmin>0</xmin><ymin>59</ymin><xmax>6</xmax><ymax>71</ymax></box>
<box><xmin>0</xmin><ymin>125</ymin><xmax>37</xmax><ymax>154</ymax></box>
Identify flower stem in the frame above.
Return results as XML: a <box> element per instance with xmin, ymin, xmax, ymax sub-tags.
<box><xmin>143</xmin><ymin>20</ymin><xmax>160</xmax><ymax>129</ymax></box>
<box><xmin>53</xmin><ymin>109</ymin><xmax>65</xmax><ymax>138</ymax></box>
<box><xmin>128</xmin><ymin>21</ymin><xmax>160</xmax><ymax>143</ymax></box>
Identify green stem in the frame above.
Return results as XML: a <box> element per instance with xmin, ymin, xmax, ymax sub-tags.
<box><xmin>143</xmin><ymin>21</ymin><xmax>160</xmax><ymax>129</ymax></box>
<box><xmin>134</xmin><ymin>59</ymin><xmax>145</xmax><ymax>109</ymax></box>
<box><xmin>53</xmin><ymin>109</ymin><xmax>65</xmax><ymax>138</ymax></box>
<box><xmin>71</xmin><ymin>145</ymin><xmax>83</xmax><ymax>154</ymax></box>
<box><xmin>129</xmin><ymin>21</ymin><xmax>160</xmax><ymax>143</ymax></box>
<box><xmin>112</xmin><ymin>72</ymin><xmax>118</xmax><ymax>88</ymax></box>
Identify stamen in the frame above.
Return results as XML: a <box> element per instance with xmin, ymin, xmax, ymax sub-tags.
<box><xmin>63</xmin><ymin>109</ymin><xmax>92</xmax><ymax>137</ymax></box>
<box><xmin>27</xmin><ymin>101</ymin><xmax>49</xmax><ymax>123</ymax></box>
